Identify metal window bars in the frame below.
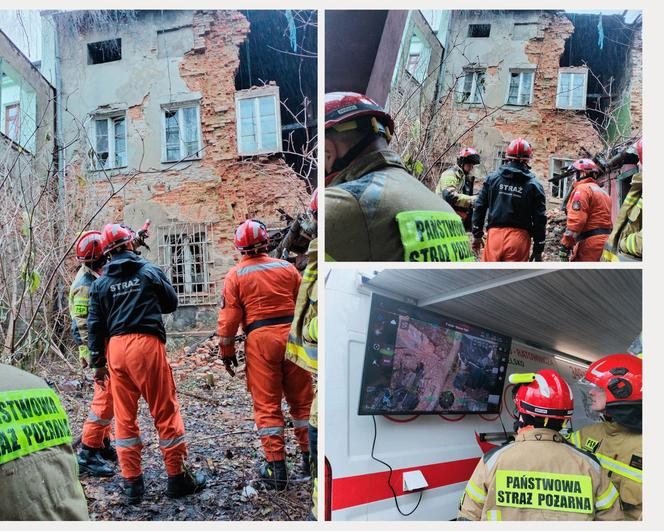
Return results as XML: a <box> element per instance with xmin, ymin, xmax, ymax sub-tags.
<box><xmin>157</xmin><ymin>222</ymin><xmax>217</xmax><ymax>306</ymax></box>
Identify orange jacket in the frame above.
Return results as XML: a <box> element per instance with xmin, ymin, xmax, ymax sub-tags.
<box><xmin>565</xmin><ymin>178</ymin><xmax>612</xmax><ymax>238</ymax></box>
<box><xmin>217</xmin><ymin>254</ymin><xmax>301</xmax><ymax>355</ymax></box>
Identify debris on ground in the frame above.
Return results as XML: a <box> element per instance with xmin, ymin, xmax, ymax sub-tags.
<box><xmin>39</xmin><ymin>341</ymin><xmax>311</xmax><ymax>521</ymax></box>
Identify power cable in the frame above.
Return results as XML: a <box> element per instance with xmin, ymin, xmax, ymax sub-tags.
<box><xmin>370</xmin><ymin>415</ymin><xmax>423</xmax><ymax>517</ymax></box>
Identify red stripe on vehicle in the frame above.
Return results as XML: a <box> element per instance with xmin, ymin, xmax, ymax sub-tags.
<box><xmin>331</xmin><ymin>457</ymin><xmax>480</xmax><ymax>511</ymax></box>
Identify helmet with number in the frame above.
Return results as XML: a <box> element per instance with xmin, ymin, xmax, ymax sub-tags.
<box><xmin>572</xmin><ymin>158</ymin><xmax>601</xmax><ymax>177</ymax></box>
<box><xmin>457</xmin><ymin>147</ymin><xmax>481</xmax><ymax>166</ymax></box>
<box><xmin>234</xmin><ymin>219</ymin><xmax>269</xmax><ymax>254</ymax></box>
<box><xmin>505</xmin><ymin>138</ymin><xmax>533</xmax><ymax>161</ymax></box>
<box><xmin>101</xmin><ymin>223</ymin><xmax>134</xmax><ymax>254</ymax></box>
<box><xmin>582</xmin><ymin>354</ymin><xmax>642</xmax><ymax>405</ymax></box>
<box><xmin>76</xmin><ymin>231</ymin><xmax>104</xmax><ymax>263</ymax></box>
<box><xmin>510</xmin><ymin>370</ymin><xmax>574</xmax><ymax>420</ymax></box>
<box><xmin>325</xmin><ymin>92</ymin><xmax>394</xmax><ymax>140</ymax></box>
<box><xmin>309</xmin><ymin>188</ymin><xmax>318</xmax><ymax>217</ymax></box>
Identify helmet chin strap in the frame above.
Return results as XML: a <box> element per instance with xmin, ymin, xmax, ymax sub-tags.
<box><xmin>327</xmin><ymin>132</ymin><xmax>378</xmax><ymax>177</ymax></box>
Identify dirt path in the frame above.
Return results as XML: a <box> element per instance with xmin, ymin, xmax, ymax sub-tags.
<box><xmin>39</xmin><ymin>345</ymin><xmax>312</xmax><ymax>521</ymax></box>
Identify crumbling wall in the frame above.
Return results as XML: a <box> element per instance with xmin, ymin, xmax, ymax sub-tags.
<box><xmin>629</xmin><ymin>27</ymin><xmax>642</xmax><ymax>135</ymax></box>
<box><xmin>59</xmin><ymin>10</ymin><xmax>308</xmax><ymax>332</ymax></box>
<box><xmin>446</xmin><ymin>12</ymin><xmax>602</xmax><ymax>206</ymax></box>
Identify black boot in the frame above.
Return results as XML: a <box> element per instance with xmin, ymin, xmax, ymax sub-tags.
<box><xmin>167</xmin><ymin>468</ymin><xmax>207</xmax><ymax>498</ymax></box>
<box><xmin>77</xmin><ymin>445</ymin><xmax>114</xmax><ymax>477</ymax></box>
<box><xmin>259</xmin><ymin>460</ymin><xmax>288</xmax><ymax>491</ymax></box>
<box><xmin>123</xmin><ymin>475</ymin><xmax>145</xmax><ymax>505</ymax></box>
<box><xmin>99</xmin><ymin>437</ymin><xmax>118</xmax><ymax>462</ymax></box>
<box><xmin>301</xmin><ymin>452</ymin><xmax>311</xmax><ymax>478</ymax></box>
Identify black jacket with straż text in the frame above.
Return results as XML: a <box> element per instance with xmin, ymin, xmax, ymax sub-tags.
<box><xmin>471</xmin><ymin>162</ymin><xmax>547</xmax><ymax>249</ymax></box>
<box><xmin>88</xmin><ymin>250</ymin><xmax>178</xmax><ymax>368</ymax></box>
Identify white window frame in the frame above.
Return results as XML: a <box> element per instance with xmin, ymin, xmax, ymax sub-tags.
<box><xmin>160</xmin><ymin>102</ymin><xmax>202</xmax><ymax>163</ymax></box>
<box><xmin>458</xmin><ymin>69</ymin><xmax>486</xmax><ymax>104</ymax></box>
<box><xmin>405</xmin><ymin>28</ymin><xmax>432</xmax><ymax>84</ymax></box>
<box><xmin>556</xmin><ymin>67</ymin><xmax>588</xmax><ymax>110</ymax></box>
<box><xmin>91</xmin><ymin>113</ymin><xmax>127</xmax><ymax>170</ymax></box>
<box><xmin>506</xmin><ymin>69</ymin><xmax>535</xmax><ymax>106</ymax></box>
<box><xmin>549</xmin><ymin>157</ymin><xmax>575</xmax><ymax>199</ymax></box>
<box><xmin>235</xmin><ymin>86</ymin><xmax>283</xmax><ymax>156</ymax></box>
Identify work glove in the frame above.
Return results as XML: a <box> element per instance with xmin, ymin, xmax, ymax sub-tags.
<box><xmin>559</xmin><ymin>245</ymin><xmax>571</xmax><ymax>262</ymax></box>
<box><xmin>222</xmin><ymin>355</ymin><xmax>239</xmax><ymax>377</ymax></box>
<box><xmin>94</xmin><ymin>367</ymin><xmax>109</xmax><ymax>390</ymax></box>
<box><xmin>560</xmin><ymin>233</ymin><xmax>575</xmax><ymax>249</ymax></box>
<box><xmin>529</xmin><ymin>243</ymin><xmax>545</xmax><ymax>262</ymax></box>
<box><xmin>471</xmin><ymin>235</ymin><xmax>483</xmax><ymax>256</ymax></box>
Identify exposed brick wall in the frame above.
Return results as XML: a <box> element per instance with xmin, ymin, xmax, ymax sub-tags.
<box><xmin>442</xmin><ymin>13</ymin><xmax>603</xmax><ymax>203</ymax></box>
<box><xmin>629</xmin><ymin>28</ymin><xmax>642</xmax><ymax>135</ymax></box>
<box><xmin>63</xmin><ymin>10</ymin><xmax>308</xmax><ymax>331</ymax></box>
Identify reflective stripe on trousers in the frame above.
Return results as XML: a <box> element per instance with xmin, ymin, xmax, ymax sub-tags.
<box><xmin>292</xmin><ymin>419</ymin><xmax>309</xmax><ymax>429</ymax></box>
<box><xmin>116</xmin><ymin>436</ymin><xmax>143</xmax><ymax>448</ymax></box>
<box><xmin>258</xmin><ymin>426</ymin><xmax>285</xmax><ymax>436</ymax></box>
<box><xmin>87</xmin><ymin>410</ymin><xmax>112</xmax><ymax>426</ymax></box>
<box><xmin>160</xmin><ymin>435</ymin><xmax>186</xmax><ymax>449</ymax></box>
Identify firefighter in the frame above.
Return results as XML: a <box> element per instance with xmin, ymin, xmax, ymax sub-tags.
<box><xmin>435</xmin><ymin>147</ymin><xmax>481</xmax><ymax>231</ymax></box>
<box><xmin>602</xmin><ymin>139</ymin><xmax>642</xmax><ymax>261</ymax></box>
<box><xmin>217</xmin><ymin>219</ymin><xmax>314</xmax><ymax>490</ymax></box>
<box><xmin>325</xmin><ymin>92</ymin><xmax>473</xmax><ymax>262</ymax></box>
<box><xmin>0</xmin><ymin>363</ymin><xmax>90</xmax><ymax>520</ymax></box>
<box><xmin>471</xmin><ymin>138</ymin><xmax>547</xmax><ymax>262</ymax></box>
<box><xmin>458</xmin><ymin>370</ymin><xmax>623</xmax><ymax>521</ymax></box>
<box><xmin>567</xmin><ymin>354</ymin><xmax>642</xmax><ymax>520</ymax></box>
<box><xmin>88</xmin><ymin>223</ymin><xmax>206</xmax><ymax>504</ymax></box>
<box><xmin>69</xmin><ymin>230</ymin><xmax>116</xmax><ymax>477</ymax></box>
<box><xmin>286</xmin><ymin>189</ymin><xmax>318</xmax><ymax>518</ymax></box>
<box><xmin>560</xmin><ymin>159</ymin><xmax>612</xmax><ymax>262</ymax></box>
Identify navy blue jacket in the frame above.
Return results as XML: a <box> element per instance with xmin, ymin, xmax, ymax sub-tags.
<box><xmin>88</xmin><ymin>251</ymin><xmax>178</xmax><ymax>368</ymax></box>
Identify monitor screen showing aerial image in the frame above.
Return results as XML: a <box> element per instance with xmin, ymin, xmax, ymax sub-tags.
<box><xmin>358</xmin><ymin>294</ymin><xmax>512</xmax><ymax>415</ymax></box>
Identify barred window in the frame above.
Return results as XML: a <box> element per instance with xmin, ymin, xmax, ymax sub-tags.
<box><xmin>157</xmin><ymin>223</ymin><xmax>216</xmax><ymax>306</ymax></box>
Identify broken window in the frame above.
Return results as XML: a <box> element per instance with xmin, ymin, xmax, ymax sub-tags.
<box><xmin>92</xmin><ymin>115</ymin><xmax>127</xmax><ymax>170</ymax></box>
<box><xmin>235</xmin><ymin>86</ymin><xmax>282</xmax><ymax>156</ymax></box>
<box><xmin>494</xmin><ymin>144</ymin><xmax>509</xmax><ymax>171</ymax></box>
<box><xmin>550</xmin><ymin>158</ymin><xmax>575</xmax><ymax>199</ymax></box>
<box><xmin>161</xmin><ymin>104</ymin><xmax>201</xmax><ymax>162</ymax></box>
<box><xmin>458</xmin><ymin>69</ymin><xmax>485</xmax><ymax>104</ymax></box>
<box><xmin>157</xmin><ymin>223</ymin><xmax>216</xmax><ymax>306</ymax></box>
<box><xmin>507</xmin><ymin>70</ymin><xmax>534</xmax><ymax>106</ymax></box>
<box><xmin>0</xmin><ymin>61</ymin><xmax>37</xmax><ymax>152</ymax></box>
<box><xmin>468</xmin><ymin>24</ymin><xmax>491</xmax><ymax>38</ymax></box>
<box><xmin>405</xmin><ymin>30</ymin><xmax>432</xmax><ymax>84</ymax></box>
<box><xmin>557</xmin><ymin>68</ymin><xmax>588</xmax><ymax>110</ymax></box>
<box><xmin>87</xmin><ymin>39</ymin><xmax>122</xmax><ymax>65</ymax></box>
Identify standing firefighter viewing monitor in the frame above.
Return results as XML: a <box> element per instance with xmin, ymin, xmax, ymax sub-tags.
<box><xmin>359</xmin><ymin>294</ymin><xmax>512</xmax><ymax>415</ymax></box>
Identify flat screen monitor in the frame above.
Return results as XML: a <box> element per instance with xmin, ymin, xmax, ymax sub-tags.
<box><xmin>358</xmin><ymin>294</ymin><xmax>512</xmax><ymax>415</ymax></box>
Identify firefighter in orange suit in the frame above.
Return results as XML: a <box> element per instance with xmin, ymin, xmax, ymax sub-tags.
<box><xmin>458</xmin><ymin>370</ymin><xmax>623</xmax><ymax>521</ymax></box>
<box><xmin>560</xmin><ymin>159</ymin><xmax>613</xmax><ymax>261</ymax></box>
<box><xmin>88</xmin><ymin>223</ymin><xmax>206</xmax><ymax>504</ymax></box>
<box><xmin>69</xmin><ymin>230</ymin><xmax>115</xmax><ymax>477</ymax></box>
<box><xmin>217</xmin><ymin>219</ymin><xmax>314</xmax><ymax>490</ymax></box>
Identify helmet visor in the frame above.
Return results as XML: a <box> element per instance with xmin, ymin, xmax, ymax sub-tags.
<box><xmin>577</xmin><ymin>377</ymin><xmax>605</xmax><ymax>420</ymax></box>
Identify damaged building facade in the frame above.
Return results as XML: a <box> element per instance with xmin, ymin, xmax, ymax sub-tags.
<box><xmin>38</xmin><ymin>10</ymin><xmax>316</xmax><ymax>333</ymax></box>
<box><xmin>441</xmin><ymin>10</ymin><xmax>642</xmax><ymax>209</ymax></box>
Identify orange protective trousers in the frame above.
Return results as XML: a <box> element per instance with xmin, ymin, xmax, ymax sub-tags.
<box><xmin>81</xmin><ymin>381</ymin><xmax>114</xmax><ymax>448</ymax></box>
<box><xmin>246</xmin><ymin>323</ymin><xmax>314</xmax><ymax>462</ymax></box>
<box><xmin>571</xmin><ymin>234</ymin><xmax>609</xmax><ymax>262</ymax></box>
<box><xmin>482</xmin><ymin>227</ymin><xmax>531</xmax><ymax>262</ymax></box>
<box><xmin>107</xmin><ymin>333</ymin><xmax>187</xmax><ymax>479</ymax></box>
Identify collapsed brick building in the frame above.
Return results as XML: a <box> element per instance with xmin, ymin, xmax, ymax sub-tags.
<box><xmin>37</xmin><ymin>10</ymin><xmax>316</xmax><ymax>334</ymax></box>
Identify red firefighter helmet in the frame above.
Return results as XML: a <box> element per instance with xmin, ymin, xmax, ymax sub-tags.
<box><xmin>76</xmin><ymin>230</ymin><xmax>104</xmax><ymax>263</ymax></box>
<box><xmin>234</xmin><ymin>219</ymin><xmax>269</xmax><ymax>254</ymax></box>
<box><xmin>572</xmin><ymin>158</ymin><xmax>601</xmax><ymax>176</ymax></box>
<box><xmin>583</xmin><ymin>354</ymin><xmax>642</xmax><ymax>404</ymax></box>
<box><xmin>457</xmin><ymin>147</ymin><xmax>481</xmax><ymax>166</ymax></box>
<box><xmin>635</xmin><ymin>139</ymin><xmax>642</xmax><ymax>164</ymax></box>
<box><xmin>101</xmin><ymin>224</ymin><xmax>134</xmax><ymax>254</ymax></box>
<box><xmin>511</xmin><ymin>370</ymin><xmax>574</xmax><ymax>420</ymax></box>
<box><xmin>309</xmin><ymin>188</ymin><xmax>318</xmax><ymax>216</ymax></box>
<box><xmin>505</xmin><ymin>138</ymin><xmax>533</xmax><ymax>161</ymax></box>
<box><xmin>325</xmin><ymin>92</ymin><xmax>394</xmax><ymax>138</ymax></box>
